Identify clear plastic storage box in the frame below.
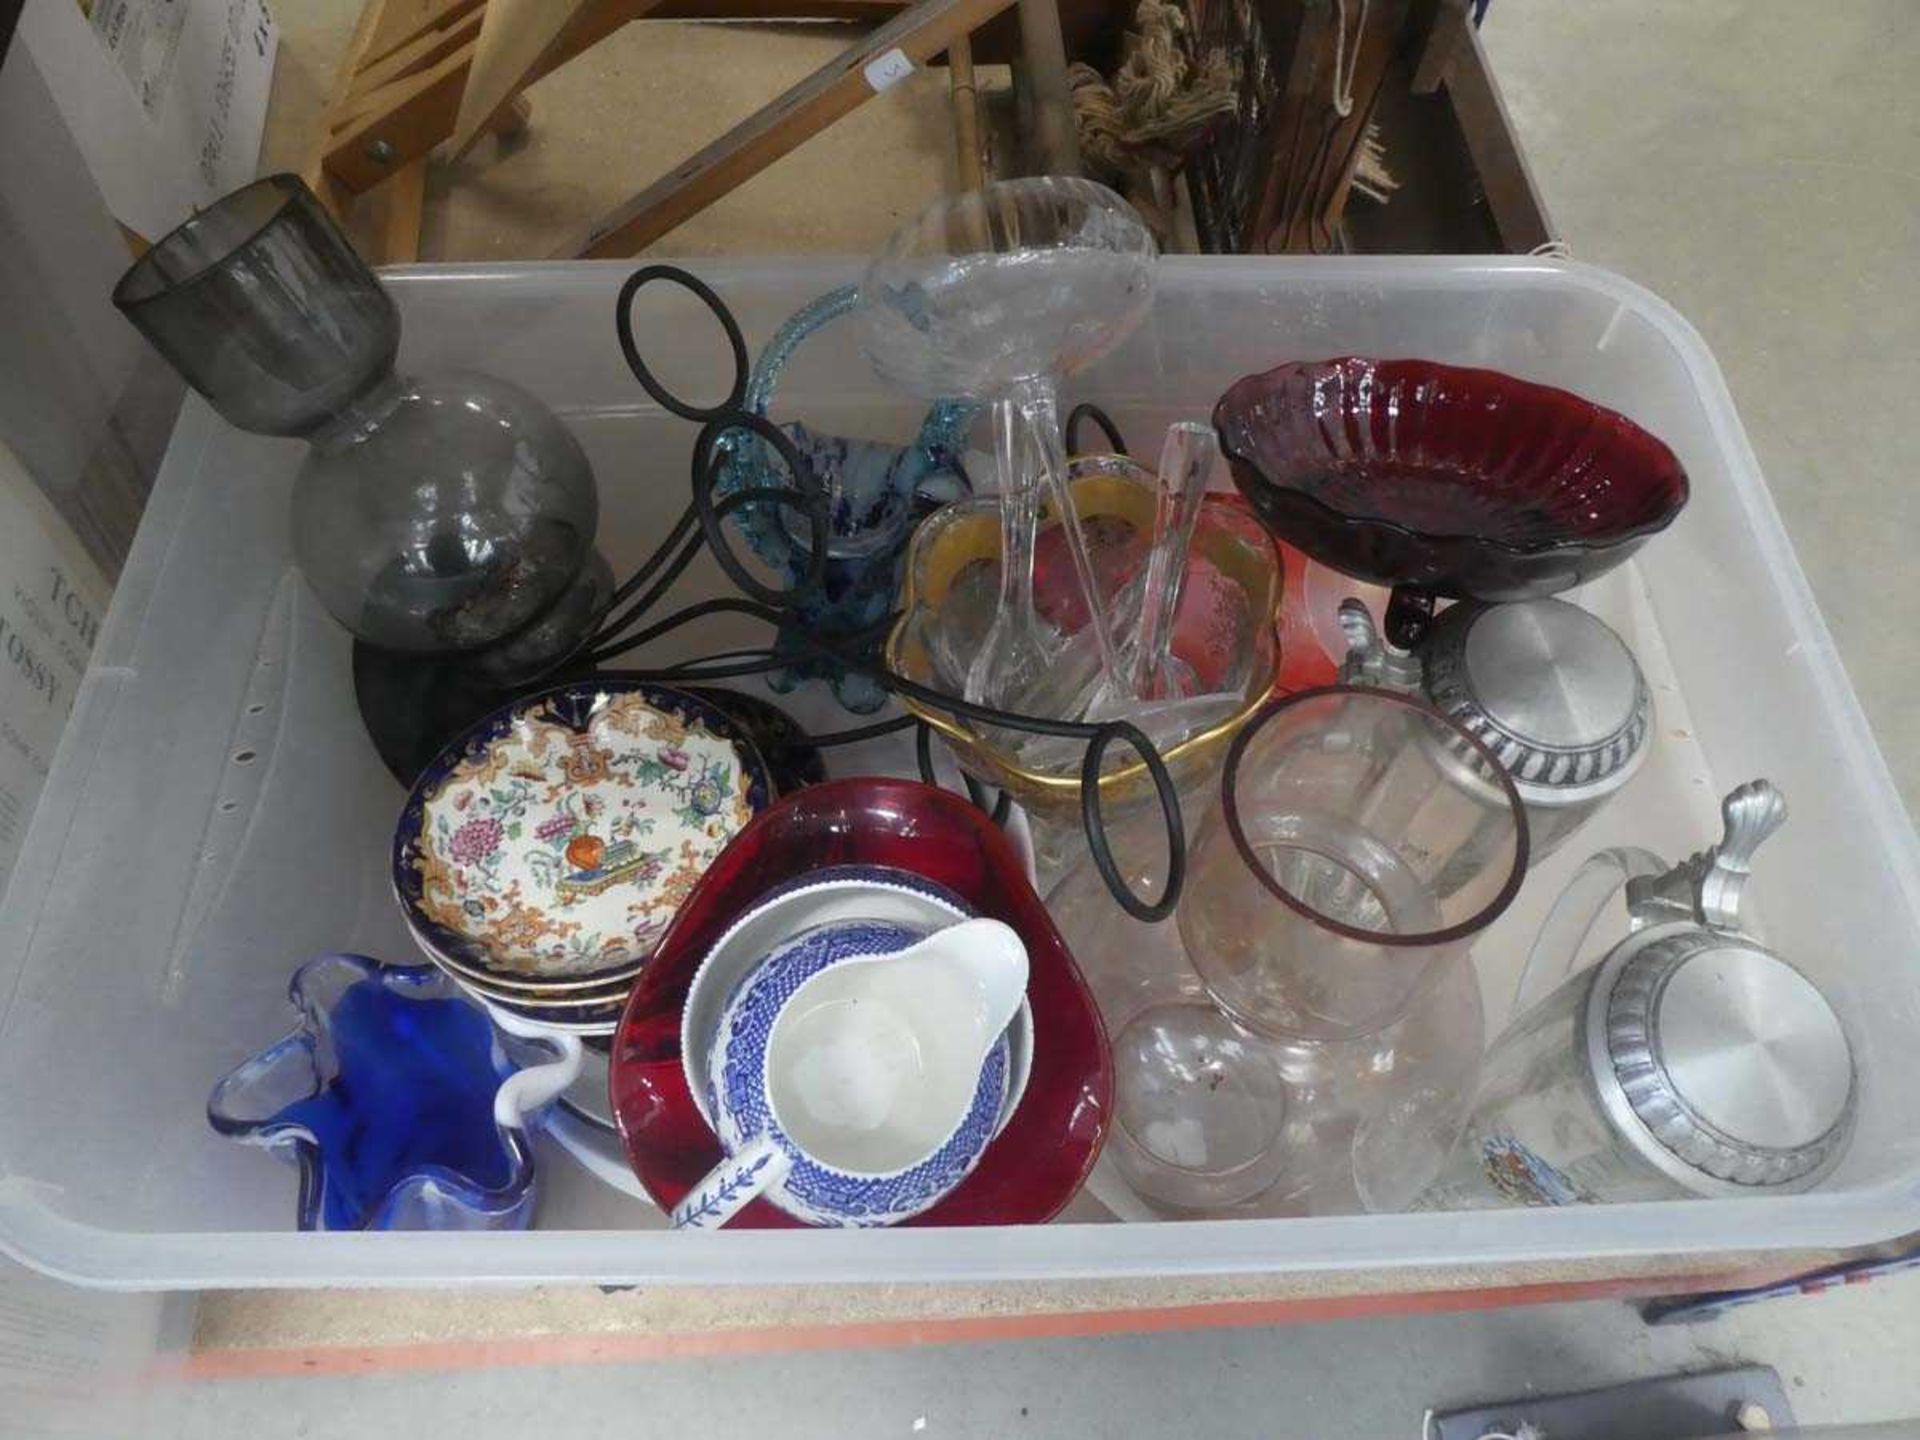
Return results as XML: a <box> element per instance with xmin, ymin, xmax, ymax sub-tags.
<box><xmin>3</xmin><ymin>257</ymin><xmax>1915</xmax><ymax>1288</ymax></box>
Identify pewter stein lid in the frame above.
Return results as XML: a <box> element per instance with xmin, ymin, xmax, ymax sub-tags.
<box><xmin>1583</xmin><ymin>929</ymin><xmax>1856</xmax><ymax>1194</ymax></box>
<box><xmin>1420</xmin><ymin>599</ymin><xmax>1651</xmax><ymax>806</ymax></box>
<box><xmin>1584</xmin><ymin>779</ymin><xmax>1856</xmax><ymax>1194</ymax></box>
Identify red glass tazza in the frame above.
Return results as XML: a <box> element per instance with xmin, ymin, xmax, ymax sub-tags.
<box><xmin>1214</xmin><ymin>357</ymin><xmax>1690</xmax><ymax>601</ymax></box>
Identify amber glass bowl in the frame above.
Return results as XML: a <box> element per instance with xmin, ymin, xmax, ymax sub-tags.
<box><xmin>886</xmin><ymin>458</ymin><xmax>1282</xmax><ymax>825</ymax></box>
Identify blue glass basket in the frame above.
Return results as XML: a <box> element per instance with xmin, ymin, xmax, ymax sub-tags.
<box><xmin>207</xmin><ymin>954</ymin><xmax>580</xmax><ymax>1232</ymax></box>
<box><xmin>708</xmin><ymin>285</ymin><xmax>979</xmax><ymax>712</ymax></box>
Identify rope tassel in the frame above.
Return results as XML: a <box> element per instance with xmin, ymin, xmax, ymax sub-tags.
<box><xmin>1069</xmin><ymin>0</ymin><xmax>1237</xmax><ymax>240</ymax></box>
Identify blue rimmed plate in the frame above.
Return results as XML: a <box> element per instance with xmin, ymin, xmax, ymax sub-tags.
<box><xmin>395</xmin><ymin>681</ymin><xmax>772</xmax><ymax>991</ymax></box>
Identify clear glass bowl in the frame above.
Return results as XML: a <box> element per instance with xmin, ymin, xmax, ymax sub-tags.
<box><xmin>861</xmin><ymin>180</ymin><xmax>1159</xmax><ymax>714</ymax></box>
<box><xmin>858</xmin><ymin>177</ymin><xmax>1157</xmax><ymax>400</ymax></box>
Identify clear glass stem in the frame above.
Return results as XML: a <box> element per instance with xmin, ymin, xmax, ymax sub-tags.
<box><xmin>964</xmin><ymin>398</ymin><xmax>1045</xmax><ymax>705</ymax></box>
<box><xmin>1132</xmin><ymin>420</ymin><xmax>1218</xmax><ymax>699</ymax></box>
<box><xmin>1012</xmin><ymin>375</ymin><xmax>1124</xmax><ymax>701</ymax></box>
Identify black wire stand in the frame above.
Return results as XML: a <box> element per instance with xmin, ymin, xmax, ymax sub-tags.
<box><xmin>354</xmin><ymin>267</ymin><xmax>1188</xmax><ymax>922</ymax></box>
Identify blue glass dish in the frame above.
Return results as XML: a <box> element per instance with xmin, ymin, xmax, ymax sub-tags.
<box><xmin>208</xmin><ymin>954</ymin><xmax>576</xmax><ymax>1231</ymax></box>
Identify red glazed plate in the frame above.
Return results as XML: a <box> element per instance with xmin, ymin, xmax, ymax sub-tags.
<box><xmin>609</xmin><ymin>778</ymin><xmax>1112</xmax><ymax>1226</ymax></box>
<box><xmin>1214</xmin><ymin>357</ymin><xmax>1689</xmax><ymax>602</ymax></box>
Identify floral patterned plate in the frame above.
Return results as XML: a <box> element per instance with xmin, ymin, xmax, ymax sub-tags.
<box><xmin>395</xmin><ymin>682</ymin><xmax>773</xmax><ymax>990</ymax></box>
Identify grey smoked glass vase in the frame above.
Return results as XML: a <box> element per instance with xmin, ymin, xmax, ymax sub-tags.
<box><xmin>113</xmin><ymin>175</ymin><xmax>601</xmax><ymax>668</ymax></box>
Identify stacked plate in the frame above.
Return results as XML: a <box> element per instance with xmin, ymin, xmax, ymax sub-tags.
<box><xmin>392</xmin><ymin>680</ymin><xmax>774</xmax><ymax>1037</ymax></box>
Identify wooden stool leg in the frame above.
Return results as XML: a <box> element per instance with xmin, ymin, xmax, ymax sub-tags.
<box><xmin>949</xmin><ymin>35</ymin><xmax>986</xmax><ymax>189</ymax></box>
<box><xmin>1015</xmin><ymin>0</ymin><xmax>1080</xmax><ymax>174</ymax></box>
<box><xmin>378</xmin><ymin>160</ymin><xmax>430</xmax><ymax>264</ymax></box>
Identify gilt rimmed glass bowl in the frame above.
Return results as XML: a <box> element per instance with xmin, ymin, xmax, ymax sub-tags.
<box><xmin>885</xmin><ymin>459</ymin><xmax>1282</xmax><ymax>826</ymax></box>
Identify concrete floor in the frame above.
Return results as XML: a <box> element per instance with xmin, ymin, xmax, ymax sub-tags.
<box><xmin>139</xmin><ymin>1280</ymin><xmax>1920</xmax><ymax>1437</ymax></box>
<box><xmin>137</xmin><ymin>1</ymin><xmax>1920</xmax><ymax>1434</ymax></box>
<box><xmin>1484</xmin><ymin>0</ymin><xmax>1920</xmax><ymax>813</ymax></box>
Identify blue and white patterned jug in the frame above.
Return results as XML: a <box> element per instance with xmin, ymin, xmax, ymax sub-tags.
<box><xmin>671</xmin><ymin>917</ymin><xmax>1026</xmax><ymax>1229</ymax></box>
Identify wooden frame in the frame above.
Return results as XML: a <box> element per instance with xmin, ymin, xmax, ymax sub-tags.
<box><xmin>305</xmin><ymin>0</ymin><xmax>1041</xmax><ymax>263</ymax></box>
<box><xmin>557</xmin><ymin>0</ymin><xmax>1019</xmax><ymax>256</ymax></box>
<box><xmin>1434</xmin><ymin>16</ymin><xmax>1554</xmax><ymax>252</ymax></box>
<box><xmin>302</xmin><ymin>0</ymin><xmax>649</xmax><ymax>229</ymax></box>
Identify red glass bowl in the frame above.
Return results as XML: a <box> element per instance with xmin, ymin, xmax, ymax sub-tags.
<box><xmin>1214</xmin><ymin>358</ymin><xmax>1689</xmax><ymax>602</ymax></box>
<box><xmin>608</xmin><ymin>778</ymin><xmax>1112</xmax><ymax>1226</ymax></box>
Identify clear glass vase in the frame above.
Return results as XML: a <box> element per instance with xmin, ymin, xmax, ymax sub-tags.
<box><xmin>1047</xmin><ymin>812</ymin><xmax>1485</xmax><ymax>1218</ymax></box>
<box><xmin>113</xmin><ymin>175</ymin><xmax>601</xmax><ymax>666</ymax></box>
<box><xmin>1179</xmin><ymin>687</ymin><xmax>1530</xmax><ymax>1043</ymax></box>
